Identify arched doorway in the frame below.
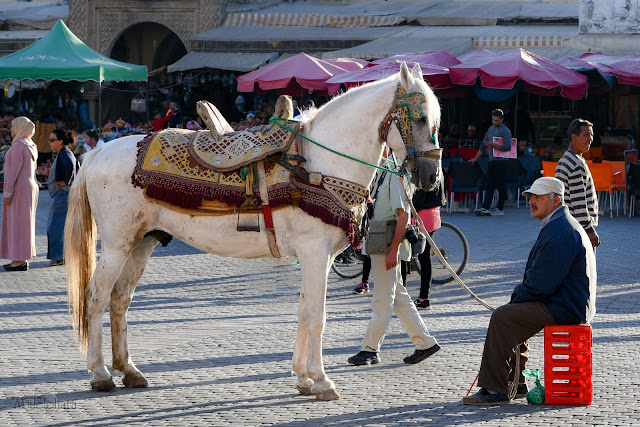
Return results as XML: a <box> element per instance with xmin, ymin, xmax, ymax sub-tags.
<box><xmin>109</xmin><ymin>22</ymin><xmax>186</xmax><ymax>71</ymax></box>
<box><xmin>104</xmin><ymin>22</ymin><xmax>187</xmax><ymax>124</ymax></box>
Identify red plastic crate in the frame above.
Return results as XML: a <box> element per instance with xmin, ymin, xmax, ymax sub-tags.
<box><xmin>544</xmin><ymin>324</ymin><xmax>592</xmax><ymax>405</ymax></box>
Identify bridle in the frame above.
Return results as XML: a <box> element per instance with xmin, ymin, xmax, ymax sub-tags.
<box><xmin>379</xmin><ymin>84</ymin><xmax>443</xmax><ymax>173</ymax></box>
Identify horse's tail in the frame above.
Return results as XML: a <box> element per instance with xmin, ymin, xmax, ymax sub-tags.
<box><xmin>64</xmin><ymin>149</ymin><xmax>100</xmax><ymax>355</ymax></box>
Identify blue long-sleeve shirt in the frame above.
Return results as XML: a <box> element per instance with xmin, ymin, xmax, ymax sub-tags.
<box><xmin>47</xmin><ymin>147</ymin><xmax>76</xmax><ymax>197</ymax></box>
<box><xmin>510</xmin><ymin>206</ymin><xmax>597</xmax><ymax>324</ymax></box>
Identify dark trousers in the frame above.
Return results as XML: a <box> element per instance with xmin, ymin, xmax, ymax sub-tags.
<box><xmin>477</xmin><ymin>301</ymin><xmax>556</xmax><ymax>394</ymax></box>
<box><xmin>400</xmin><ymin>260</ymin><xmax>408</xmax><ymax>286</ymax></box>
<box><xmin>482</xmin><ymin>160</ymin><xmax>508</xmax><ymax>211</ymax></box>
<box><xmin>417</xmin><ymin>232</ymin><xmax>434</xmax><ymax>300</ymax></box>
<box><xmin>362</xmin><ymin>255</ymin><xmax>371</xmax><ymax>283</ymax></box>
<box><xmin>47</xmin><ymin>190</ymin><xmax>69</xmax><ymax>261</ymax></box>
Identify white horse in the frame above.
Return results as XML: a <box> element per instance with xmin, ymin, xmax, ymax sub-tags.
<box><xmin>65</xmin><ymin>62</ymin><xmax>442</xmax><ymax>401</ymax></box>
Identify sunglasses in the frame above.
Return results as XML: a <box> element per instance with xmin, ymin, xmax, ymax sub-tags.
<box><xmin>49</xmin><ymin>138</ymin><xmax>58</xmax><ymax>142</ymax></box>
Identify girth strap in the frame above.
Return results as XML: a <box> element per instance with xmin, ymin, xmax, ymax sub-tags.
<box><xmin>275</xmin><ymin>155</ymin><xmax>309</xmax><ymax>182</ymax></box>
<box><xmin>256</xmin><ymin>161</ymin><xmax>281</xmax><ymax>258</ymax></box>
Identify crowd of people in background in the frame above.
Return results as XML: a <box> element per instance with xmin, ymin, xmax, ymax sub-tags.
<box><xmin>0</xmin><ymin>94</ymin><xmax>324</xmax><ymax>271</ymax></box>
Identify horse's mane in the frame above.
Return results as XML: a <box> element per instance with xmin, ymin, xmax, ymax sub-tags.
<box><xmin>306</xmin><ymin>72</ymin><xmax>441</xmax><ymax>145</ymax></box>
<box><xmin>316</xmin><ymin>74</ymin><xmax>398</xmax><ymax>118</ymax></box>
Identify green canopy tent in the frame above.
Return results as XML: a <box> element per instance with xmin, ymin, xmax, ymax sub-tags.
<box><xmin>0</xmin><ymin>19</ymin><xmax>148</xmax><ymax>126</ymax></box>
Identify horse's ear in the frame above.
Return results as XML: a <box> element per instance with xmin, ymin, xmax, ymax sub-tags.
<box><xmin>399</xmin><ymin>61</ymin><xmax>415</xmax><ymax>89</ymax></box>
<box><xmin>411</xmin><ymin>63</ymin><xmax>424</xmax><ymax>82</ymax></box>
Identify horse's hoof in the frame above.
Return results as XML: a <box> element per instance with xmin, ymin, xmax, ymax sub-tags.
<box><xmin>91</xmin><ymin>378</ymin><xmax>117</xmax><ymax>392</ymax></box>
<box><xmin>315</xmin><ymin>388</ymin><xmax>341</xmax><ymax>401</ymax></box>
<box><xmin>296</xmin><ymin>384</ymin><xmax>314</xmax><ymax>396</ymax></box>
<box><xmin>123</xmin><ymin>373</ymin><xmax>148</xmax><ymax>388</ymax></box>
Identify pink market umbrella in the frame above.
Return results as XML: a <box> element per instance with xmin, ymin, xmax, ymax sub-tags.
<box><xmin>325</xmin><ymin>61</ymin><xmax>453</xmax><ymax>94</ymax></box>
<box><xmin>324</xmin><ymin>57</ymin><xmax>370</xmax><ymax>71</ymax></box>
<box><xmin>450</xmin><ymin>48</ymin><xmax>588</xmax><ymax>99</ymax></box>
<box><xmin>457</xmin><ymin>49</ymin><xmax>496</xmax><ymax>64</ymax></box>
<box><xmin>578</xmin><ymin>52</ymin><xmax>640</xmax><ymax>86</ymax></box>
<box><xmin>372</xmin><ymin>50</ymin><xmax>461</xmax><ymax>68</ymax></box>
<box><xmin>557</xmin><ymin>56</ymin><xmax>615</xmax><ymax>88</ymax></box>
<box><xmin>237</xmin><ymin>52</ymin><xmax>355</xmax><ymax>94</ymax></box>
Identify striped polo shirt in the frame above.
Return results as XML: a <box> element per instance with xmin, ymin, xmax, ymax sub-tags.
<box><xmin>555</xmin><ymin>149</ymin><xmax>599</xmax><ymax>234</ymax></box>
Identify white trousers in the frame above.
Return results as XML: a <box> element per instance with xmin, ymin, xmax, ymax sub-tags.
<box><xmin>361</xmin><ymin>254</ymin><xmax>438</xmax><ymax>352</ymax></box>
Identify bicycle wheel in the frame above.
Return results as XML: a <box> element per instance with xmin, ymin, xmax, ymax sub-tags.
<box><xmin>412</xmin><ymin>222</ymin><xmax>469</xmax><ymax>284</ymax></box>
<box><xmin>331</xmin><ymin>247</ymin><xmax>365</xmax><ymax>279</ymax></box>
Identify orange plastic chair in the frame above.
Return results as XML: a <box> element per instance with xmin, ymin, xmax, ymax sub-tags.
<box><xmin>587</xmin><ymin>162</ymin><xmax>614</xmax><ymax>217</ymax></box>
<box><xmin>541</xmin><ymin>161</ymin><xmax>557</xmax><ymax>177</ymax></box>
<box><xmin>585</xmin><ymin>146</ymin><xmax>603</xmax><ymax>163</ymax></box>
<box><xmin>603</xmin><ymin>160</ymin><xmax>626</xmax><ymax>215</ymax></box>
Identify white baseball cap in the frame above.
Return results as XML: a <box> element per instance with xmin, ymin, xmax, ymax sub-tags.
<box><xmin>522</xmin><ymin>177</ymin><xmax>564</xmax><ymax>197</ymax></box>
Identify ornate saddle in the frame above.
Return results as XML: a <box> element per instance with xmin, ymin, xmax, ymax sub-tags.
<box><xmin>131</xmin><ymin>96</ymin><xmax>366</xmax><ymax>249</ymax></box>
<box><xmin>132</xmin><ymin>97</ymin><xmax>300</xmax><ymax>210</ymax></box>
<box><xmin>196</xmin><ymin>100</ymin><xmax>234</xmax><ymax>140</ymax></box>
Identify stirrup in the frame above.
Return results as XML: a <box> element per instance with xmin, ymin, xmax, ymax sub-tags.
<box><xmin>236</xmin><ymin>211</ymin><xmax>260</xmax><ymax>232</ymax></box>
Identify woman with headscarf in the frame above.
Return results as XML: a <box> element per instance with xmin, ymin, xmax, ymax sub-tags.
<box><xmin>0</xmin><ymin>117</ymin><xmax>39</xmax><ymax>271</ymax></box>
<box><xmin>46</xmin><ymin>129</ymin><xmax>76</xmax><ymax>266</ymax></box>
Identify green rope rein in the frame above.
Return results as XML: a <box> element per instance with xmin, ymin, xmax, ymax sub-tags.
<box><xmin>269</xmin><ymin>117</ymin><xmax>403</xmax><ymax>176</ymax></box>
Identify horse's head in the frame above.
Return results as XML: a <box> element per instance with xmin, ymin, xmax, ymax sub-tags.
<box><xmin>380</xmin><ymin>62</ymin><xmax>442</xmax><ymax>191</ymax></box>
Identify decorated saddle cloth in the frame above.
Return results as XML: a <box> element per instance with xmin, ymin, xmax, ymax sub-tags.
<box><xmin>131</xmin><ymin>127</ymin><xmax>298</xmax><ymax>210</ymax></box>
<box><xmin>131</xmin><ymin>126</ymin><xmax>368</xmax><ymax>248</ymax></box>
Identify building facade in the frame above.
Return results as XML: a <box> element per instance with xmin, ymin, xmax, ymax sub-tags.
<box><xmin>67</xmin><ymin>0</ymin><xmax>227</xmax><ymax>71</ymax></box>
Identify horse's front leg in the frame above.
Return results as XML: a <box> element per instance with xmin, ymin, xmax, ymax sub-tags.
<box><xmin>86</xmin><ymin>250</ymin><xmax>131</xmax><ymax>392</ymax></box>
<box><xmin>298</xmin><ymin>249</ymin><xmax>340</xmax><ymax>401</ymax></box>
<box><xmin>110</xmin><ymin>237</ymin><xmax>157</xmax><ymax>389</ymax></box>
<box><xmin>292</xmin><ymin>292</ymin><xmax>313</xmax><ymax>395</ymax></box>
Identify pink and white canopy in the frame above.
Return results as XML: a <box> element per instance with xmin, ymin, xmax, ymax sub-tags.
<box><xmin>237</xmin><ymin>52</ymin><xmax>363</xmax><ymax>94</ymax></box>
<box><xmin>577</xmin><ymin>52</ymin><xmax>640</xmax><ymax>86</ymax></box>
<box><xmin>450</xmin><ymin>49</ymin><xmax>588</xmax><ymax>99</ymax></box>
<box><xmin>371</xmin><ymin>50</ymin><xmax>461</xmax><ymax>68</ymax></box>
<box><xmin>325</xmin><ymin>61</ymin><xmax>453</xmax><ymax>94</ymax></box>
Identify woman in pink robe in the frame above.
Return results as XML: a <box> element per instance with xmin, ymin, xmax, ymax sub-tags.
<box><xmin>1</xmin><ymin>117</ymin><xmax>38</xmax><ymax>271</ymax></box>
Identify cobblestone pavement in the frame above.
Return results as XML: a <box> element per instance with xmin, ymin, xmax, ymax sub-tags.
<box><xmin>1</xmin><ymin>193</ymin><xmax>639</xmax><ymax>426</ymax></box>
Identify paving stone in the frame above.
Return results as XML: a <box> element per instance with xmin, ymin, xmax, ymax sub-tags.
<box><xmin>0</xmin><ymin>192</ymin><xmax>638</xmax><ymax>425</ymax></box>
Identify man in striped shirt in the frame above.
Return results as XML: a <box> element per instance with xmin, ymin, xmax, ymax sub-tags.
<box><xmin>555</xmin><ymin>119</ymin><xmax>600</xmax><ymax>247</ymax></box>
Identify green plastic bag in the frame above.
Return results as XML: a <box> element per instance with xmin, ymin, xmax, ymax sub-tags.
<box><xmin>523</xmin><ymin>369</ymin><xmax>545</xmax><ymax>404</ymax></box>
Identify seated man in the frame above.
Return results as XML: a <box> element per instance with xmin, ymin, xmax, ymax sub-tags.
<box><xmin>463</xmin><ymin>177</ymin><xmax>596</xmax><ymax>406</ymax></box>
<box><xmin>459</xmin><ymin>124</ymin><xmax>483</xmax><ymax>149</ymax></box>
<box><xmin>545</xmin><ymin>136</ymin><xmax>569</xmax><ymax>162</ymax></box>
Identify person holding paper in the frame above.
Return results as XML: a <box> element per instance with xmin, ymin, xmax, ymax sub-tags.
<box><xmin>470</xmin><ymin>109</ymin><xmax>512</xmax><ymax>216</ymax></box>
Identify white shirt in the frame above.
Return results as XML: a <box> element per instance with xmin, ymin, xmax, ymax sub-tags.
<box><xmin>85</xmin><ymin>139</ymin><xmax>105</xmax><ymax>152</ymax></box>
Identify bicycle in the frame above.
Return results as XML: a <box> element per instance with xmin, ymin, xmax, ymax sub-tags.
<box><xmin>331</xmin><ymin>246</ymin><xmax>366</xmax><ymax>279</ymax></box>
<box><xmin>331</xmin><ymin>222</ymin><xmax>469</xmax><ymax>284</ymax></box>
<box><xmin>412</xmin><ymin>222</ymin><xmax>469</xmax><ymax>284</ymax></box>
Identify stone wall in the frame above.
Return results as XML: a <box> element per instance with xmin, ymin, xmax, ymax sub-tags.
<box><xmin>68</xmin><ymin>0</ymin><xmax>227</xmax><ymax>55</ymax></box>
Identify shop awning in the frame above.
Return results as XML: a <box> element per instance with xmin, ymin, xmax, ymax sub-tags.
<box><xmin>167</xmin><ymin>51</ymin><xmax>279</xmax><ymax>73</ymax></box>
<box><xmin>322</xmin><ymin>37</ymin><xmax>472</xmax><ymax>61</ymax></box>
<box><xmin>0</xmin><ymin>20</ymin><xmax>147</xmax><ymax>82</ymax></box>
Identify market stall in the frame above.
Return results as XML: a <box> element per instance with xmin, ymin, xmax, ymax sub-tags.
<box><xmin>0</xmin><ymin>20</ymin><xmax>147</xmax><ymax>127</ymax></box>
